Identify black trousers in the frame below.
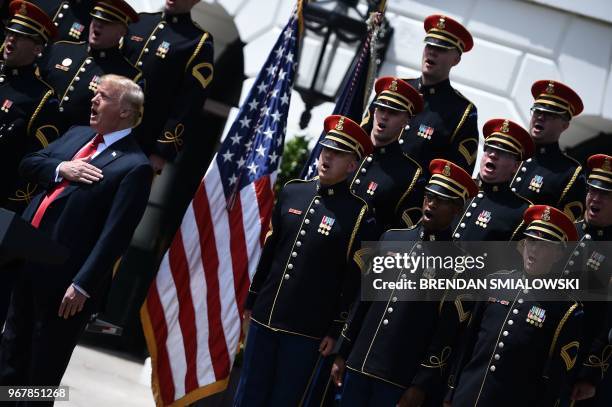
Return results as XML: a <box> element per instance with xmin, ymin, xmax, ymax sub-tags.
<box><xmin>0</xmin><ymin>273</ymin><xmax>91</xmax><ymax>406</ymax></box>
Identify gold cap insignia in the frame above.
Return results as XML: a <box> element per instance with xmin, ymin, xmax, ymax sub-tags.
<box><xmin>335</xmin><ymin>116</ymin><xmax>345</xmax><ymax>131</ymax></box>
<box><xmin>389</xmin><ymin>80</ymin><xmax>398</xmax><ymax>92</ymax></box>
<box><xmin>501</xmin><ymin>120</ymin><xmax>510</xmax><ymax>133</ymax></box>
<box><xmin>545</xmin><ymin>81</ymin><xmax>555</xmax><ymax>95</ymax></box>
<box><xmin>443</xmin><ymin>162</ymin><xmax>451</xmax><ymax>177</ymax></box>
<box><xmin>18</xmin><ymin>3</ymin><xmax>27</xmax><ymax>15</ymax></box>
<box><xmin>437</xmin><ymin>16</ymin><xmax>446</xmax><ymax>30</ymax></box>
<box><xmin>603</xmin><ymin>157</ymin><xmax>611</xmax><ymax>172</ymax></box>
<box><xmin>542</xmin><ymin>206</ymin><xmax>551</xmax><ymax>222</ymax></box>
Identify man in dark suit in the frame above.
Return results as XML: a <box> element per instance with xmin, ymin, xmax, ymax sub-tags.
<box><xmin>0</xmin><ymin>73</ymin><xmax>152</xmax><ymax>391</ymax></box>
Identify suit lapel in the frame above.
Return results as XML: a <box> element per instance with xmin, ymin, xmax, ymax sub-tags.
<box><xmin>56</xmin><ymin>135</ymin><xmax>132</xmax><ymax>201</ymax></box>
<box><xmin>89</xmin><ymin>144</ymin><xmax>124</xmax><ymax>169</ymax></box>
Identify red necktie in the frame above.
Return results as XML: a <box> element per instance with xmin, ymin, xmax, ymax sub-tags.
<box><xmin>31</xmin><ymin>134</ymin><xmax>105</xmax><ymax>228</ymax></box>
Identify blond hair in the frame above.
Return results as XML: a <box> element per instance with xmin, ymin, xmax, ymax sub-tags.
<box><xmin>99</xmin><ymin>74</ymin><xmax>144</xmax><ymax>127</ymax></box>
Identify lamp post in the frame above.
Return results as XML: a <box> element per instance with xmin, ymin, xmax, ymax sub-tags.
<box><xmin>295</xmin><ymin>0</ymin><xmax>392</xmax><ymax>129</ymax></box>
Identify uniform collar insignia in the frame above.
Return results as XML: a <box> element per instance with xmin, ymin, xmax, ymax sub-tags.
<box><xmin>162</xmin><ymin>12</ymin><xmax>192</xmax><ymax>24</ymax></box>
<box><xmin>420</xmin><ymin>226</ymin><xmax>452</xmax><ymax>241</ymax></box>
<box><xmin>583</xmin><ymin>222</ymin><xmax>612</xmax><ymax>239</ymax></box>
<box><xmin>536</xmin><ymin>142</ymin><xmax>560</xmax><ymax>156</ymax></box>
<box><xmin>480</xmin><ymin>180</ymin><xmax>511</xmax><ymax>194</ymax></box>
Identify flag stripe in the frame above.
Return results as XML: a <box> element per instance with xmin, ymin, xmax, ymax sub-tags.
<box><xmin>192</xmin><ymin>179</ymin><xmax>231</xmax><ymax>380</ymax></box>
<box><xmin>168</xmin><ymin>233</ymin><xmax>200</xmax><ymax>394</ymax></box>
<box><xmin>157</xmin><ymin>252</ymin><xmax>187</xmax><ymax>399</ymax></box>
<box><xmin>146</xmin><ymin>264</ymin><xmax>175</xmax><ymax>404</ymax></box>
<box><xmin>180</xmin><ymin>200</ymin><xmax>216</xmax><ymax>386</ymax></box>
<box><xmin>144</xmin><ymin>9</ymin><xmax>300</xmax><ymax>405</ymax></box>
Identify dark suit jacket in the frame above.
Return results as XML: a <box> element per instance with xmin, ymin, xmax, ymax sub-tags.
<box><xmin>19</xmin><ymin>125</ymin><xmax>153</xmax><ymax>309</ymax></box>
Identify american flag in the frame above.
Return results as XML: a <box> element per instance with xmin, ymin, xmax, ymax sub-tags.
<box><xmin>141</xmin><ymin>8</ymin><xmax>301</xmax><ymax>406</ymax></box>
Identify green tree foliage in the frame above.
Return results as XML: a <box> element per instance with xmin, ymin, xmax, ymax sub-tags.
<box><xmin>274</xmin><ymin>134</ymin><xmax>311</xmax><ymax>194</ymax></box>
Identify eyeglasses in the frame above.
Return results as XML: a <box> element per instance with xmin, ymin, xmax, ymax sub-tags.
<box><xmin>424</xmin><ymin>191</ymin><xmax>456</xmax><ymax>203</ymax></box>
<box><xmin>483</xmin><ymin>145</ymin><xmax>517</xmax><ymax>160</ymax></box>
<box><xmin>529</xmin><ymin>107</ymin><xmax>567</xmax><ymax>121</ymax></box>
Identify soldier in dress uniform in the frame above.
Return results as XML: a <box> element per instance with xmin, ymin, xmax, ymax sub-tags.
<box><xmin>350</xmin><ymin>76</ymin><xmax>425</xmax><ymax>230</ymax></box>
<box><xmin>38</xmin><ymin>0</ymin><xmax>141</xmax><ymax>132</ymax></box>
<box><xmin>510</xmin><ymin>80</ymin><xmax>586</xmax><ymax>222</ymax></box>
<box><xmin>233</xmin><ymin>115</ymin><xmax>379</xmax><ymax>407</ymax></box>
<box><xmin>121</xmin><ymin>0</ymin><xmax>214</xmax><ymax>172</ymax></box>
<box><xmin>562</xmin><ymin>154</ymin><xmax>612</xmax><ymax>406</ymax></box>
<box><xmin>331</xmin><ymin>159</ymin><xmax>478</xmax><ymax>407</ymax></box>
<box><xmin>362</xmin><ymin>14</ymin><xmax>479</xmax><ymax>175</ymax></box>
<box><xmin>448</xmin><ymin>205</ymin><xmax>583</xmax><ymax>407</ymax></box>
<box><xmin>31</xmin><ymin>0</ymin><xmax>91</xmax><ymax>42</ymax></box>
<box><xmin>1</xmin><ymin>0</ymin><xmax>59</xmax><ymax>212</ymax></box>
<box><xmin>453</xmin><ymin>119</ymin><xmax>534</xmax><ymax>242</ymax></box>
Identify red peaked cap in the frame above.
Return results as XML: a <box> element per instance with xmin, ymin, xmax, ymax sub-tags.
<box><xmin>321</xmin><ymin>115</ymin><xmax>373</xmax><ymax>160</ymax></box>
<box><xmin>483</xmin><ymin>118</ymin><xmax>535</xmax><ymax>160</ymax></box>
<box><xmin>523</xmin><ymin>205</ymin><xmax>578</xmax><ymax>242</ymax></box>
<box><xmin>373</xmin><ymin>76</ymin><xmax>424</xmax><ymax>115</ymax></box>
<box><xmin>531</xmin><ymin>80</ymin><xmax>583</xmax><ymax>118</ymax></box>
<box><xmin>8</xmin><ymin>0</ymin><xmax>57</xmax><ymax>42</ymax></box>
<box><xmin>91</xmin><ymin>0</ymin><xmax>139</xmax><ymax>25</ymax></box>
<box><xmin>424</xmin><ymin>14</ymin><xmax>473</xmax><ymax>53</ymax></box>
<box><xmin>426</xmin><ymin>159</ymin><xmax>479</xmax><ymax>203</ymax></box>
<box><xmin>586</xmin><ymin>154</ymin><xmax>612</xmax><ymax>192</ymax></box>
